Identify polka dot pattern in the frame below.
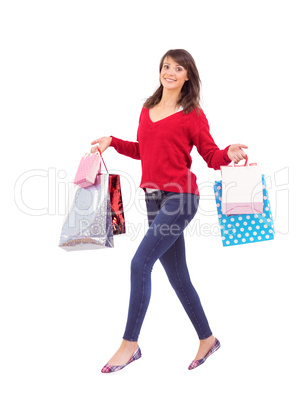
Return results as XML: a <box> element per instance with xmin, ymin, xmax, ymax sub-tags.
<box><xmin>214</xmin><ymin>175</ymin><xmax>275</xmax><ymax>247</ymax></box>
<box><xmin>74</xmin><ymin>153</ymin><xmax>101</xmax><ymax>188</ymax></box>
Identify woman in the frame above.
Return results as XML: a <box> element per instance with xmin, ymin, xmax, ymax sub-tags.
<box><xmin>91</xmin><ymin>49</ymin><xmax>247</xmax><ymax>373</ymax></box>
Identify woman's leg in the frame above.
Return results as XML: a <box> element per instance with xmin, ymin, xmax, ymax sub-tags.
<box><xmin>159</xmin><ymin>234</ymin><xmax>217</xmax><ymax>362</ymax></box>
<box><xmin>158</xmin><ymin>234</ymin><xmax>212</xmax><ymax>339</ymax></box>
<box><xmin>148</xmin><ymin>193</ymin><xmax>217</xmax><ymax>361</ymax></box>
<box><xmin>105</xmin><ymin>191</ymin><xmax>213</xmax><ymax>366</ymax></box>
<box><xmin>105</xmin><ymin>192</ymin><xmax>197</xmax><ymax>365</ymax></box>
<box><xmin>122</xmin><ymin>192</ymin><xmax>199</xmax><ymax>342</ymax></box>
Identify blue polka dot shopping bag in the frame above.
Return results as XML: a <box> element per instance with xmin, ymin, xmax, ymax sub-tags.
<box><xmin>213</xmin><ymin>175</ymin><xmax>275</xmax><ymax>246</ymax></box>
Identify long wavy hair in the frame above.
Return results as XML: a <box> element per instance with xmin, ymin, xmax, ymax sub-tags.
<box><xmin>143</xmin><ymin>49</ymin><xmax>201</xmax><ymax>114</ymax></box>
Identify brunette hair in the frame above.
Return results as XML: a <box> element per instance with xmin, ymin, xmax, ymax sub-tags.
<box><xmin>143</xmin><ymin>49</ymin><xmax>201</xmax><ymax>114</ymax></box>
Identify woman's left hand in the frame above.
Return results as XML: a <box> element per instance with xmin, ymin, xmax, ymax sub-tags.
<box><xmin>227</xmin><ymin>144</ymin><xmax>248</xmax><ymax>164</ymax></box>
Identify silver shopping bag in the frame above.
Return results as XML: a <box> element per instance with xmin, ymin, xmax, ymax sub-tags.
<box><xmin>59</xmin><ymin>174</ymin><xmax>114</xmax><ymax>251</ymax></box>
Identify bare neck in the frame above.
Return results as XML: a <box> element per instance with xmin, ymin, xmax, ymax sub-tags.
<box><xmin>159</xmin><ymin>88</ymin><xmax>181</xmax><ymax>109</ymax></box>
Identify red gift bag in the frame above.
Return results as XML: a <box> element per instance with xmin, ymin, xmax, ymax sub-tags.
<box><xmin>97</xmin><ymin>151</ymin><xmax>126</xmax><ymax>236</ymax></box>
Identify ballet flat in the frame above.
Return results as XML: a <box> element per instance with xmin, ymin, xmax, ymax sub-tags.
<box><xmin>101</xmin><ymin>347</ymin><xmax>142</xmax><ymax>374</ymax></box>
<box><xmin>188</xmin><ymin>338</ymin><xmax>221</xmax><ymax>370</ymax></box>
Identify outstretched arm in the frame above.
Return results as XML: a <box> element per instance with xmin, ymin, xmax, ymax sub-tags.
<box><xmin>91</xmin><ymin>136</ymin><xmax>140</xmax><ymax>160</ymax></box>
<box><xmin>192</xmin><ymin>112</ymin><xmax>248</xmax><ymax>168</ymax></box>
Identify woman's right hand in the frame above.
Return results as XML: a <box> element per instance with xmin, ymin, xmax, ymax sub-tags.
<box><xmin>90</xmin><ymin>136</ymin><xmax>112</xmax><ymax>154</ymax></box>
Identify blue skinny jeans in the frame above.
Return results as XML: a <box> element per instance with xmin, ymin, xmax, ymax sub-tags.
<box><xmin>123</xmin><ymin>190</ymin><xmax>212</xmax><ymax>342</ymax></box>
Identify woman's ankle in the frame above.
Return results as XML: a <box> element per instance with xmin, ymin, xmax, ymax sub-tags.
<box><xmin>200</xmin><ymin>334</ymin><xmax>215</xmax><ymax>344</ymax></box>
<box><xmin>121</xmin><ymin>339</ymin><xmax>138</xmax><ymax>351</ymax></box>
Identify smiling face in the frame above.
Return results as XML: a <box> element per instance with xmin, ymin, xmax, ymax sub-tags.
<box><xmin>160</xmin><ymin>56</ymin><xmax>189</xmax><ymax>91</ymax></box>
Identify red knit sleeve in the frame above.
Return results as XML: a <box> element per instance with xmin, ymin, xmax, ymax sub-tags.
<box><xmin>191</xmin><ymin>110</ymin><xmax>231</xmax><ymax>170</ymax></box>
<box><xmin>110</xmin><ymin>136</ymin><xmax>140</xmax><ymax>160</ymax></box>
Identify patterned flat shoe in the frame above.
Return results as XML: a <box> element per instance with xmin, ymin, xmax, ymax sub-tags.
<box><xmin>101</xmin><ymin>347</ymin><xmax>142</xmax><ymax>374</ymax></box>
<box><xmin>188</xmin><ymin>338</ymin><xmax>221</xmax><ymax>370</ymax></box>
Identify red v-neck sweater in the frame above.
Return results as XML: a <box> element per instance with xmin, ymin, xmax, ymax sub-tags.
<box><xmin>110</xmin><ymin>107</ymin><xmax>231</xmax><ymax>195</ymax></box>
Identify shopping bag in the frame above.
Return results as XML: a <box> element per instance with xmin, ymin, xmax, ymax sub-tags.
<box><xmin>94</xmin><ymin>151</ymin><xmax>126</xmax><ymax>235</ymax></box>
<box><xmin>108</xmin><ymin>174</ymin><xmax>126</xmax><ymax>235</ymax></box>
<box><xmin>221</xmin><ymin>158</ymin><xmax>263</xmax><ymax>215</ymax></box>
<box><xmin>74</xmin><ymin>152</ymin><xmax>101</xmax><ymax>188</ymax></box>
<box><xmin>214</xmin><ymin>175</ymin><xmax>275</xmax><ymax>247</ymax></box>
<box><xmin>59</xmin><ymin>174</ymin><xmax>114</xmax><ymax>251</ymax></box>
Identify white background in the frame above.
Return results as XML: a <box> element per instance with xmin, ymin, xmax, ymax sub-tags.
<box><xmin>1</xmin><ymin>0</ymin><xmax>302</xmax><ymax>401</ymax></box>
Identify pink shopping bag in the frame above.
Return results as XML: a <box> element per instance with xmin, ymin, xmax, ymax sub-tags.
<box><xmin>221</xmin><ymin>157</ymin><xmax>263</xmax><ymax>215</ymax></box>
<box><xmin>74</xmin><ymin>152</ymin><xmax>101</xmax><ymax>188</ymax></box>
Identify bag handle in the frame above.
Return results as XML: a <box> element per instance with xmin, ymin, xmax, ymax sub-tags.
<box><xmin>97</xmin><ymin>149</ymin><xmax>109</xmax><ymax>174</ymax></box>
<box><xmin>231</xmin><ymin>155</ymin><xmax>248</xmax><ymax>167</ymax></box>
